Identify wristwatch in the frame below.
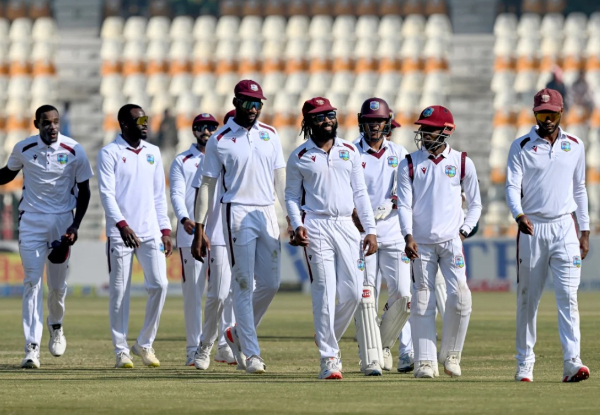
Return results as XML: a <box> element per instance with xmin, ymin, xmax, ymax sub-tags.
<box><xmin>459</xmin><ymin>229</ymin><xmax>469</xmax><ymax>239</ymax></box>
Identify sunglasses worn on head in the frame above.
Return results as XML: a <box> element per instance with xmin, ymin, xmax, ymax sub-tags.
<box><xmin>193</xmin><ymin>124</ymin><xmax>218</xmax><ymax>132</ymax></box>
<box><xmin>312</xmin><ymin>111</ymin><xmax>336</xmax><ymax>123</ymax></box>
<box><xmin>535</xmin><ymin>112</ymin><xmax>561</xmax><ymax>123</ymax></box>
<box><xmin>237</xmin><ymin>99</ymin><xmax>263</xmax><ymax>111</ymax></box>
<box><xmin>134</xmin><ymin>115</ymin><xmax>148</xmax><ymax>125</ymax></box>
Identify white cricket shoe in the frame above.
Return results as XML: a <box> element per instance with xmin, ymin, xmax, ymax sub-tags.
<box><xmin>364</xmin><ymin>361</ymin><xmax>383</xmax><ymax>376</ymax></box>
<box><xmin>185</xmin><ymin>351</ymin><xmax>196</xmax><ymax>366</ymax></box>
<box><xmin>246</xmin><ymin>355</ymin><xmax>266</xmax><ymax>374</ymax></box>
<box><xmin>397</xmin><ymin>352</ymin><xmax>415</xmax><ymax>373</ymax></box>
<box><xmin>337</xmin><ymin>351</ymin><xmax>343</xmax><ymax>372</ymax></box>
<box><xmin>131</xmin><ymin>343</ymin><xmax>160</xmax><ymax>367</ymax></box>
<box><xmin>224</xmin><ymin>326</ymin><xmax>246</xmax><ymax>371</ymax></box>
<box><xmin>319</xmin><ymin>357</ymin><xmax>343</xmax><ymax>380</ymax></box>
<box><xmin>21</xmin><ymin>343</ymin><xmax>40</xmax><ymax>369</ymax></box>
<box><xmin>47</xmin><ymin>323</ymin><xmax>67</xmax><ymax>357</ymax></box>
<box><xmin>563</xmin><ymin>358</ymin><xmax>590</xmax><ymax>383</ymax></box>
<box><xmin>115</xmin><ymin>351</ymin><xmax>134</xmax><ymax>368</ymax></box>
<box><xmin>443</xmin><ymin>352</ymin><xmax>462</xmax><ymax>377</ymax></box>
<box><xmin>382</xmin><ymin>348</ymin><xmax>393</xmax><ymax>371</ymax></box>
<box><xmin>214</xmin><ymin>345</ymin><xmax>237</xmax><ymax>365</ymax></box>
<box><xmin>414</xmin><ymin>361</ymin><xmax>436</xmax><ymax>378</ymax></box>
<box><xmin>515</xmin><ymin>361</ymin><xmax>534</xmax><ymax>382</ymax></box>
<box><xmin>194</xmin><ymin>342</ymin><xmax>213</xmax><ymax>370</ymax></box>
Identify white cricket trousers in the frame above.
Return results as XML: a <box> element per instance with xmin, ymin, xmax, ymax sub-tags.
<box><xmin>304</xmin><ymin>215</ymin><xmax>362</xmax><ymax>359</ymax></box>
<box><xmin>224</xmin><ymin>203</ymin><xmax>280</xmax><ymax>357</ymax></box>
<box><xmin>516</xmin><ymin>214</ymin><xmax>582</xmax><ymax>364</ymax></box>
<box><xmin>107</xmin><ymin>236</ymin><xmax>168</xmax><ymax>354</ymax></box>
<box><xmin>19</xmin><ymin>211</ymin><xmax>72</xmax><ymax>350</ymax></box>
<box><xmin>411</xmin><ymin>236</ymin><xmax>472</xmax><ymax>362</ymax></box>
<box><xmin>363</xmin><ymin>239</ymin><xmax>413</xmax><ymax>356</ymax></box>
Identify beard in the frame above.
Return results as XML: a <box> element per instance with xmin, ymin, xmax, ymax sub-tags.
<box><xmin>313</xmin><ymin>121</ymin><xmax>338</xmax><ymax>141</ymax></box>
<box><xmin>537</xmin><ymin>119</ymin><xmax>560</xmax><ymax>135</ymax></box>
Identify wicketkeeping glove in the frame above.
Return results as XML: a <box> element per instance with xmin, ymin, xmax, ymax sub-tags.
<box><xmin>373</xmin><ymin>200</ymin><xmax>394</xmax><ymax>220</ymax></box>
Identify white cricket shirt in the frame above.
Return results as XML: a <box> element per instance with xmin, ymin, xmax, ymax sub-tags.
<box><xmin>192</xmin><ymin>158</ymin><xmax>225</xmax><ymax>247</ymax></box>
<box><xmin>201</xmin><ymin>118</ymin><xmax>286</xmax><ymax>206</ymax></box>
<box><xmin>397</xmin><ymin>145</ymin><xmax>482</xmax><ymax>244</ymax></box>
<box><xmin>97</xmin><ymin>135</ymin><xmax>171</xmax><ymax>240</ymax></box>
<box><xmin>286</xmin><ymin>137</ymin><xmax>377</xmax><ymax>235</ymax></box>
<box><xmin>169</xmin><ymin>144</ymin><xmax>203</xmax><ymax>248</ymax></box>
<box><xmin>506</xmin><ymin>126</ymin><xmax>589</xmax><ymax>230</ymax></box>
<box><xmin>7</xmin><ymin>134</ymin><xmax>93</xmax><ymax>214</ymax></box>
<box><xmin>354</xmin><ymin>135</ymin><xmax>408</xmax><ymax>243</ymax></box>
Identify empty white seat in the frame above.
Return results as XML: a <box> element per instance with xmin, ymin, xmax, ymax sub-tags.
<box><xmin>330</xmin><ymin>71</ymin><xmax>355</xmax><ymax>93</ymax></box>
<box><xmin>31</xmin><ymin>42</ymin><xmax>56</xmax><ymax>61</ymax></box>
<box><xmin>355</xmin><ymin>38</ymin><xmax>377</xmax><ymax>59</ymax></box>
<box><xmin>399</xmin><ymin>72</ymin><xmax>424</xmax><ymax>94</ymax></box>
<box><xmin>285</xmin><ymin>72</ymin><xmax>309</xmax><ymax>94</ymax></box>
<box><xmin>372</xmin><ymin>89</ymin><xmax>397</xmax><ymax>110</ymax></box>
<box><xmin>197</xmin><ymin>92</ymin><xmax>221</xmax><ymax>116</ymax></box>
<box><xmin>273</xmin><ymin>90</ymin><xmax>296</xmax><ymax>114</ymax></box>
<box><xmin>423</xmin><ymin>72</ymin><xmax>448</xmax><ymax>93</ymax></box>
<box><xmin>517</xmin><ymin>13</ymin><xmax>541</xmax><ymax>39</ymax></box>
<box><xmin>9</xmin><ymin>17</ymin><xmax>32</xmax><ymax>42</ymax></box>
<box><xmin>565</xmin><ymin>12</ymin><xmax>588</xmax><ymax>39</ymax></box>
<box><xmin>216</xmin><ymin>16</ymin><xmax>240</xmax><ymax>40</ymax></box>
<box><xmin>169</xmin><ymin>73</ymin><xmax>193</xmax><ymax>96</ymax></box>
<box><xmin>170</xmin><ymin>16</ymin><xmax>194</xmax><ymax>41</ymax></box>
<box><xmin>309</xmin><ymin>15</ymin><xmax>333</xmax><ymax>39</ymax></box>
<box><xmin>516</xmin><ymin>37</ymin><xmax>540</xmax><ymax>58</ymax></box>
<box><xmin>0</xmin><ymin>17</ymin><xmax>9</xmax><ymax>38</ymax></box>
<box><xmin>284</xmin><ymin>38</ymin><xmax>308</xmax><ymax>59</ymax></box>
<box><xmin>493</xmin><ymin>90</ymin><xmax>517</xmax><ymax>110</ymax></box>
<box><xmin>401</xmin><ymin>14</ymin><xmax>426</xmax><ymax>38</ymax></box>
<box><xmin>376</xmin><ymin>72</ymin><xmax>401</xmax><ymax>92</ymax></box>
<box><xmin>122</xmin><ymin>40</ymin><xmax>146</xmax><ymax>62</ymax></box>
<box><xmin>332</xmin><ymin>15</ymin><xmax>356</xmax><ymax>39</ymax></box>
<box><xmin>423</xmin><ymin>37</ymin><xmax>448</xmax><ymax>59</ymax></box>
<box><xmin>346</xmin><ymin>91</ymin><xmax>371</xmax><ymax>114</ymax></box>
<box><xmin>214</xmin><ymin>39</ymin><xmax>238</xmax><ymax>61</ymax></box>
<box><xmin>169</xmin><ymin>40</ymin><xmax>193</xmax><ymax>61</ymax></box>
<box><xmin>192</xmin><ymin>40</ymin><xmax>214</xmax><ymax>60</ymax></box>
<box><xmin>102</xmin><ymin>94</ymin><xmax>125</xmax><ymax>115</ymax></box>
<box><xmin>540</xmin><ymin>36</ymin><xmax>562</xmax><ymax>58</ymax></box>
<box><xmin>146</xmin><ymin>16</ymin><xmax>170</xmax><ymax>41</ymax></box>
<box><xmin>563</xmin><ymin>36</ymin><xmax>584</xmax><ymax>58</ymax></box>
<box><xmin>146</xmin><ymin>73</ymin><xmax>170</xmax><ymax>96</ymax></box>
<box><xmin>493</xmin><ymin>13</ymin><xmax>517</xmax><ymax>38</ymax></box>
<box><xmin>127</xmin><ymin>93</ymin><xmax>149</xmax><ymax>111</ymax></box>
<box><xmin>356</xmin><ymin>15</ymin><xmax>379</xmax><ymax>39</ymax></box>
<box><xmin>261</xmin><ymin>72</ymin><xmax>285</xmax><ymax>95</ymax></box>
<box><xmin>147</xmin><ymin>40</ymin><xmax>169</xmax><ymax>62</ymax></box>
<box><xmin>100</xmin><ymin>39</ymin><xmax>123</xmax><ymax>61</ymax></box>
<box><xmin>540</xmin><ymin>13</ymin><xmax>564</xmax><ymax>38</ymax></box>
<box><xmin>307</xmin><ymin>39</ymin><xmax>331</xmax><ymax>59</ymax></box>
<box><xmin>193</xmin><ymin>15</ymin><xmax>217</xmax><ymax>41</ymax></box>
<box><xmin>491</xmin><ymin>71</ymin><xmax>516</xmax><ymax>93</ymax></box>
<box><xmin>419</xmin><ymin>91</ymin><xmax>447</xmax><ymax>109</ymax></box>
<box><xmin>494</xmin><ymin>37</ymin><xmax>516</xmax><ymax>58</ymax></box>
<box><xmin>262</xmin><ymin>15</ymin><xmax>286</xmax><ymax>41</ymax></box>
<box><xmin>32</xmin><ymin>17</ymin><xmax>57</xmax><ymax>42</ymax></box>
<box><xmin>150</xmin><ymin>93</ymin><xmax>174</xmax><ymax>116</ymax></box>
<box><xmin>31</xmin><ymin>75</ymin><xmax>56</xmax><ymax>98</ymax></box>
<box><xmin>400</xmin><ymin>36</ymin><xmax>424</xmax><ymax>60</ymax></box>
<box><xmin>377</xmin><ymin>38</ymin><xmax>401</xmax><ymax>60</ymax></box>
<box><xmin>100</xmin><ymin>74</ymin><xmax>123</xmax><ymax>97</ymax></box>
<box><xmin>101</xmin><ymin>16</ymin><xmax>124</xmax><ymax>40</ymax></box>
<box><xmin>215</xmin><ymin>72</ymin><xmax>239</xmax><ymax>96</ymax></box>
<box><xmin>353</xmin><ymin>72</ymin><xmax>377</xmax><ymax>94</ymax></box>
<box><xmin>586</xmin><ymin>69</ymin><xmax>600</xmax><ymax>90</ymax></box>
<box><xmin>31</xmin><ymin>94</ymin><xmax>57</xmax><ymax>114</ymax></box>
<box><xmin>286</xmin><ymin>15</ymin><xmax>310</xmax><ymax>39</ymax></box>
<box><xmin>331</xmin><ymin>38</ymin><xmax>354</xmax><ymax>59</ymax></box>
<box><xmin>192</xmin><ymin>73</ymin><xmax>217</xmax><ymax>96</ymax></box>
<box><xmin>378</xmin><ymin>15</ymin><xmax>402</xmax><ymax>39</ymax></box>
<box><xmin>239</xmin><ymin>15</ymin><xmax>263</xmax><ymax>37</ymax></box>
<box><xmin>238</xmin><ymin>39</ymin><xmax>262</xmax><ymax>60</ymax></box>
<box><xmin>484</xmin><ymin>201</ymin><xmax>510</xmax><ymax>225</ymax></box>
<box><xmin>588</xmin><ymin>12</ymin><xmax>600</xmax><ymax>37</ymax></box>
<box><xmin>425</xmin><ymin>14</ymin><xmax>452</xmax><ymax>38</ymax></box>
<box><xmin>307</xmin><ymin>72</ymin><xmax>331</xmax><ymax>95</ymax></box>
<box><xmin>491</xmin><ymin>126</ymin><xmax>517</xmax><ymax>149</ymax></box>
<box><xmin>123</xmin><ymin>74</ymin><xmax>147</xmax><ymax>98</ymax></box>
<box><xmin>586</xmin><ymin>36</ymin><xmax>600</xmax><ymax>58</ymax></box>
<box><xmin>7</xmin><ymin>76</ymin><xmax>31</xmax><ymax>99</ymax></box>
<box><xmin>262</xmin><ymin>39</ymin><xmax>285</xmax><ymax>60</ymax></box>
<box><xmin>123</xmin><ymin>17</ymin><xmax>148</xmax><ymax>42</ymax></box>
<box><xmin>8</xmin><ymin>41</ymin><xmax>31</xmax><ymax>63</ymax></box>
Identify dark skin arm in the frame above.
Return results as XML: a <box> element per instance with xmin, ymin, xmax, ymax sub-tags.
<box><xmin>64</xmin><ymin>180</ymin><xmax>91</xmax><ymax>245</ymax></box>
<box><xmin>580</xmin><ymin>230</ymin><xmax>590</xmax><ymax>260</ymax></box>
<box><xmin>0</xmin><ymin>166</ymin><xmax>20</xmax><ymax>185</ymax></box>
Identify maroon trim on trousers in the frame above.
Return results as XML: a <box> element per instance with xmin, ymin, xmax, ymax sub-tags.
<box><xmin>226</xmin><ymin>203</ymin><xmax>235</xmax><ymax>267</ymax></box>
<box><xmin>107</xmin><ymin>239</ymin><xmax>112</xmax><ymax>273</ymax></box>
<box><xmin>406</xmin><ymin>154</ymin><xmax>414</xmax><ymax>181</ymax></box>
<box><xmin>516</xmin><ymin>230</ymin><xmax>520</xmax><ymax>284</ymax></box>
<box><xmin>217</xmin><ymin>127</ymin><xmax>231</xmax><ymax>141</ymax></box>
<box><xmin>179</xmin><ymin>248</ymin><xmax>186</xmax><ymax>282</ymax></box>
<box><xmin>126</xmin><ymin>147</ymin><xmax>143</xmax><ymax>155</ymax></box>
<box><xmin>428</xmin><ymin>155</ymin><xmax>445</xmax><ymax>165</ymax></box>
<box><xmin>342</xmin><ymin>143</ymin><xmax>355</xmax><ymax>151</ymax></box>
<box><xmin>298</xmin><ymin>147</ymin><xmax>308</xmax><ymax>159</ymax></box>
<box><xmin>367</xmin><ymin>147</ymin><xmax>387</xmax><ymax>159</ymax></box>
<box><xmin>460</xmin><ymin>151</ymin><xmax>467</xmax><ymax>182</ymax></box>
<box><xmin>22</xmin><ymin>142</ymin><xmax>38</xmax><ymax>153</ymax></box>
<box><xmin>60</xmin><ymin>143</ymin><xmax>76</xmax><ymax>156</ymax></box>
<box><xmin>259</xmin><ymin>123</ymin><xmax>276</xmax><ymax>133</ymax></box>
<box><xmin>207</xmin><ymin>250</ymin><xmax>211</xmax><ymax>282</ymax></box>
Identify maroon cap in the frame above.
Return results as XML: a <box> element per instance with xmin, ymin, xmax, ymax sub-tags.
<box><xmin>223</xmin><ymin>109</ymin><xmax>235</xmax><ymax>124</ymax></box>
<box><xmin>192</xmin><ymin>113</ymin><xmax>218</xmax><ymax>125</ymax></box>
<box><xmin>533</xmin><ymin>88</ymin><xmax>563</xmax><ymax>112</ymax></box>
<box><xmin>234</xmin><ymin>79</ymin><xmax>267</xmax><ymax>100</ymax></box>
<box><xmin>48</xmin><ymin>239</ymin><xmax>70</xmax><ymax>264</ymax></box>
<box><xmin>415</xmin><ymin>105</ymin><xmax>455</xmax><ymax>129</ymax></box>
<box><xmin>359</xmin><ymin>98</ymin><xmax>392</xmax><ymax>119</ymax></box>
<box><xmin>302</xmin><ymin>97</ymin><xmax>337</xmax><ymax>117</ymax></box>
<box><xmin>391</xmin><ymin>119</ymin><xmax>401</xmax><ymax>129</ymax></box>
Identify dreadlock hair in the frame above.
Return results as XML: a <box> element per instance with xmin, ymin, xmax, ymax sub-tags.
<box><xmin>300</xmin><ymin>117</ymin><xmax>312</xmax><ymax>140</ymax></box>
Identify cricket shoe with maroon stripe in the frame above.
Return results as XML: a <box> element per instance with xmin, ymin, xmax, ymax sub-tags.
<box><xmin>319</xmin><ymin>357</ymin><xmax>343</xmax><ymax>380</ymax></box>
<box><xmin>224</xmin><ymin>326</ymin><xmax>246</xmax><ymax>371</ymax></box>
<box><xmin>514</xmin><ymin>362</ymin><xmax>534</xmax><ymax>382</ymax></box>
<box><xmin>563</xmin><ymin>358</ymin><xmax>590</xmax><ymax>383</ymax></box>
<box><xmin>214</xmin><ymin>345</ymin><xmax>237</xmax><ymax>365</ymax></box>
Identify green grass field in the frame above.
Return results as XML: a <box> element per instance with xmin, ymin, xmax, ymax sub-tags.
<box><xmin>0</xmin><ymin>292</ymin><xmax>599</xmax><ymax>415</ymax></box>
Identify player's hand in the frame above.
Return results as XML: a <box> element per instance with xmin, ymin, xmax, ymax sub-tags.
<box><xmin>373</xmin><ymin>200</ymin><xmax>394</xmax><ymax>220</ymax></box>
<box><xmin>352</xmin><ymin>209</ymin><xmax>365</xmax><ymax>233</ymax></box>
<box><xmin>293</xmin><ymin>226</ymin><xmax>309</xmax><ymax>247</ymax></box>
<box><xmin>363</xmin><ymin>234</ymin><xmax>378</xmax><ymax>256</ymax></box>
<box><xmin>405</xmin><ymin>234</ymin><xmax>419</xmax><ymax>259</ymax></box>
<box><xmin>459</xmin><ymin>233</ymin><xmax>466</xmax><ymax>242</ymax></box>
<box><xmin>191</xmin><ymin>225</ymin><xmax>210</xmax><ymax>262</ymax></box>
<box><xmin>120</xmin><ymin>226</ymin><xmax>140</xmax><ymax>248</ymax></box>
<box><xmin>517</xmin><ymin>215</ymin><xmax>534</xmax><ymax>235</ymax></box>
<box><xmin>286</xmin><ymin>216</ymin><xmax>297</xmax><ymax>246</ymax></box>
<box><xmin>580</xmin><ymin>231</ymin><xmax>590</xmax><ymax>260</ymax></box>
<box><xmin>64</xmin><ymin>225</ymin><xmax>79</xmax><ymax>245</ymax></box>
<box><xmin>161</xmin><ymin>235</ymin><xmax>173</xmax><ymax>257</ymax></box>
<box><xmin>183</xmin><ymin>218</ymin><xmax>196</xmax><ymax>235</ymax></box>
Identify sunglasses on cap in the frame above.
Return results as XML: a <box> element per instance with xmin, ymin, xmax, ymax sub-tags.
<box><xmin>193</xmin><ymin>124</ymin><xmax>218</xmax><ymax>132</ymax></box>
<box><xmin>312</xmin><ymin>111</ymin><xmax>337</xmax><ymax>123</ymax></box>
<box><xmin>236</xmin><ymin>98</ymin><xmax>263</xmax><ymax>111</ymax></box>
<box><xmin>535</xmin><ymin>112</ymin><xmax>561</xmax><ymax>123</ymax></box>
<box><xmin>133</xmin><ymin>115</ymin><xmax>148</xmax><ymax>125</ymax></box>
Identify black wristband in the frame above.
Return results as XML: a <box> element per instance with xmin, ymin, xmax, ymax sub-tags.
<box><xmin>180</xmin><ymin>217</ymin><xmax>189</xmax><ymax>225</ymax></box>
<box><xmin>459</xmin><ymin>229</ymin><xmax>469</xmax><ymax>239</ymax></box>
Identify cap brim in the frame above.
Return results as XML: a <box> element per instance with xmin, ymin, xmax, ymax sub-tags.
<box><xmin>307</xmin><ymin>104</ymin><xmax>337</xmax><ymax>114</ymax></box>
<box><xmin>236</xmin><ymin>91</ymin><xmax>267</xmax><ymax>100</ymax></box>
<box><xmin>391</xmin><ymin>120</ymin><xmax>401</xmax><ymax>128</ymax></box>
<box><xmin>414</xmin><ymin>119</ymin><xmax>443</xmax><ymax>127</ymax></box>
<box><xmin>533</xmin><ymin>103</ymin><xmax>562</xmax><ymax>112</ymax></box>
<box><xmin>361</xmin><ymin>113</ymin><xmax>390</xmax><ymax>119</ymax></box>
<box><xmin>193</xmin><ymin>118</ymin><xmax>219</xmax><ymax>125</ymax></box>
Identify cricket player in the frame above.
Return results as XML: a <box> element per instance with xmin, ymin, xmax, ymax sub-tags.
<box><xmin>0</xmin><ymin>105</ymin><xmax>93</xmax><ymax>368</ymax></box>
<box><xmin>506</xmin><ymin>88</ymin><xmax>590</xmax><ymax>383</ymax></box>
<box><xmin>97</xmin><ymin>104</ymin><xmax>172</xmax><ymax>369</ymax></box>
<box><xmin>397</xmin><ymin>105</ymin><xmax>482</xmax><ymax>378</ymax></box>
<box><xmin>286</xmin><ymin>97</ymin><xmax>378</xmax><ymax>380</ymax></box>
<box><xmin>192</xmin><ymin>80</ymin><xmax>287</xmax><ymax>374</ymax></box>
<box><xmin>351</xmin><ymin>98</ymin><xmax>413</xmax><ymax>374</ymax></box>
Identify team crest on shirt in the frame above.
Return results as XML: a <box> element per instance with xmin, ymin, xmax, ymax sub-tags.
<box><xmin>147</xmin><ymin>154</ymin><xmax>155</xmax><ymax>165</ymax></box>
<box><xmin>401</xmin><ymin>252</ymin><xmax>410</xmax><ymax>264</ymax></box>
<box><xmin>573</xmin><ymin>255</ymin><xmax>582</xmax><ymax>268</ymax></box>
<box><xmin>339</xmin><ymin>149</ymin><xmax>350</xmax><ymax>161</ymax></box>
<box><xmin>445</xmin><ymin>165</ymin><xmax>457</xmax><ymax>178</ymax></box>
<box><xmin>259</xmin><ymin>131</ymin><xmax>270</xmax><ymax>141</ymax></box>
<box><xmin>387</xmin><ymin>156</ymin><xmax>398</xmax><ymax>168</ymax></box>
<box><xmin>561</xmin><ymin>141</ymin><xmax>571</xmax><ymax>152</ymax></box>
<box><xmin>57</xmin><ymin>154</ymin><xmax>68</xmax><ymax>165</ymax></box>
<box><xmin>357</xmin><ymin>259</ymin><xmax>365</xmax><ymax>271</ymax></box>
<box><xmin>455</xmin><ymin>255</ymin><xmax>465</xmax><ymax>268</ymax></box>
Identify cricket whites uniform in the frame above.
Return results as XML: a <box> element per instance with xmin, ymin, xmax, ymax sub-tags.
<box><xmin>397</xmin><ymin>145</ymin><xmax>481</xmax><ymax>364</ymax></box>
<box><xmin>506</xmin><ymin>127</ymin><xmax>589</xmax><ymax>366</ymax></box>
<box><xmin>354</xmin><ymin>136</ymin><xmax>413</xmax><ymax>356</ymax></box>
<box><xmin>97</xmin><ymin>135</ymin><xmax>171</xmax><ymax>355</ymax></box>
<box><xmin>286</xmin><ymin>138</ymin><xmax>376</xmax><ymax>359</ymax></box>
<box><xmin>202</xmin><ymin>118</ymin><xmax>285</xmax><ymax>358</ymax></box>
<box><xmin>8</xmin><ymin>134</ymin><xmax>93</xmax><ymax>350</ymax></box>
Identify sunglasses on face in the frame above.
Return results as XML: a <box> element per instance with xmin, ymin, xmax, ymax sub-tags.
<box><xmin>193</xmin><ymin>124</ymin><xmax>218</xmax><ymax>132</ymax></box>
<box><xmin>133</xmin><ymin>115</ymin><xmax>148</xmax><ymax>126</ymax></box>
<box><xmin>312</xmin><ymin>111</ymin><xmax>337</xmax><ymax>123</ymax></box>
<box><xmin>535</xmin><ymin>112</ymin><xmax>561</xmax><ymax>123</ymax></box>
<box><xmin>236</xmin><ymin>99</ymin><xmax>263</xmax><ymax>111</ymax></box>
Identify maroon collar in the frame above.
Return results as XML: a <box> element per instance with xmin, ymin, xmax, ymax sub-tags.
<box><xmin>428</xmin><ymin>154</ymin><xmax>445</xmax><ymax>165</ymax></box>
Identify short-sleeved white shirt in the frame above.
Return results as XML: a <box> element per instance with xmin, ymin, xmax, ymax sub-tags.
<box><xmin>354</xmin><ymin>136</ymin><xmax>408</xmax><ymax>243</ymax></box>
<box><xmin>201</xmin><ymin>118</ymin><xmax>286</xmax><ymax>206</ymax></box>
<box><xmin>7</xmin><ymin>134</ymin><xmax>93</xmax><ymax>214</ymax></box>
<box><xmin>169</xmin><ymin>144</ymin><xmax>203</xmax><ymax>248</ymax></box>
<box><xmin>192</xmin><ymin>160</ymin><xmax>225</xmax><ymax>247</ymax></box>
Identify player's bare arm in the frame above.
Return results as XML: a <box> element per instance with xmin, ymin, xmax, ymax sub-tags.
<box><xmin>516</xmin><ymin>214</ymin><xmax>534</xmax><ymax>235</ymax></box>
<box><xmin>191</xmin><ymin>175</ymin><xmax>216</xmax><ymax>262</ymax></box>
<box><xmin>0</xmin><ymin>166</ymin><xmax>20</xmax><ymax>185</ymax></box>
<box><xmin>404</xmin><ymin>234</ymin><xmax>419</xmax><ymax>259</ymax></box>
<box><xmin>161</xmin><ymin>234</ymin><xmax>173</xmax><ymax>257</ymax></box>
<box><xmin>64</xmin><ymin>180</ymin><xmax>91</xmax><ymax>245</ymax></box>
<box><xmin>580</xmin><ymin>231</ymin><xmax>590</xmax><ymax>259</ymax></box>
<box><xmin>351</xmin><ymin>208</ymin><xmax>365</xmax><ymax>233</ymax></box>
<box><xmin>293</xmin><ymin>226</ymin><xmax>309</xmax><ymax>247</ymax></box>
<box><xmin>182</xmin><ymin>218</ymin><xmax>196</xmax><ymax>235</ymax></box>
